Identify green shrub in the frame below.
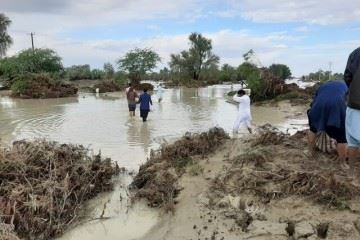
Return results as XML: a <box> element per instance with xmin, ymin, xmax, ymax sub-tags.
<box><xmin>11</xmin><ymin>75</ymin><xmax>31</xmax><ymax>95</ymax></box>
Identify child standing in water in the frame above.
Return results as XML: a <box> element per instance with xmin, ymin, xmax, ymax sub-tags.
<box><xmin>138</xmin><ymin>89</ymin><xmax>153</xmax><ymax>122</ymax></box>
<box><xmin>233</xmin><ymin>89</ymin><xmax>252</xmax><ymax>134</ymax></box>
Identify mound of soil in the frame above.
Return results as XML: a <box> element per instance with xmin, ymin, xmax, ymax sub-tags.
<box><xmin>0</xmin><ymin>140</ymin><xmax>119</xmax><ymax>240</ymax></box>
<box><xmin>131</xmin><ymin>128</ymin><xmax>229</xmax><ymax>210</ymax></box>
<box><xmin>93</xmin><ymin>80</ymin><xmax>122</xmax><ymax>93</ymax></box>
<box><xmin>11</xmin><ymin>74</ymin><xmax>78</xmax><ymax>99</ymax></box>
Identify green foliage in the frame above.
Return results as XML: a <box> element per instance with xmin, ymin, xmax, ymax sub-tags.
<box><xmin>11</xmin><ymin>75</ymin><xmax>31</xmax><ymax>95</ymax></box>
<box><xmin>269</xmin><ymin>64</ymin><xmax>291</xmax><ymax>80</ymax></box>
<box><xmin>0</xmin><ymin>13</ymin><xmax>13</xmax><ymax>57</ymax></box>
<box><xmin>91</xmin><ymin>69</ymin><xmax>105</xmax><ymax>79</ymax></box>
<box><xmin>114</xmin><ymin>71</ymin><xmax>128</xmax><ymax>86</ymax></box>
<box><xmin>0</xmin><ymin>48</ymin><xmax>63</xmax><ymax>86</ymax></box>
<box><xmin>117</xmin><ymin>48</ymin><xmax>160</xmax><ymax>84</ymax></box>
<box><xmin>64</xmin><ymin>65</ymin><xmax>104</xmax><ymax>80</ymax></box>
<box><xmin>246</xmin><ymin>71</ymin><xmax>262</xmax><ymax>97</ymax></box>
<box><xmin>219</xmin><ymin>64</ymin><xmax>238</xmax><ymax>82</ymax></box>
<box><xmin>103</xmin><ymin>62</ymin><xmax>115</xmax><ymax>79</ymax></box>
<box><xmin>65</xmin><ymin>64</ymin><xmax>92</xmax><ymax>80</ymax></box>
<box><xmin>169</xmin><ymin>32</ymin><xmax>219</xmax><ymax>80</ymax></box>
<box><xmin>237</xmin><ymin>62</ymin><xmax>260</xmax><ymax>80</ymax></box>
<box><xmin>302</xmin><ymin>70</ymin><xmax>344</xmax><ymax>82</ymax></box>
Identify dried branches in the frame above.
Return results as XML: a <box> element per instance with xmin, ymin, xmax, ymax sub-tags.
<box><xmin>0</xmin><ymin>140</ymin><xmax>119</xmax><ymax>240</ymax></box>
<box><xmin>131</xmin><ymin>127</ymin><xmax>229</xmax><ymax>209</ymax></box>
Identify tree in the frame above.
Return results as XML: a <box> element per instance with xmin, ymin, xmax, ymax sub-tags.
<box><xmin>0</xmin><ymin>13</ymin><xmax>13</xmax><ymax>57</ymax></box>
<box><xmin>103</xmin><ymin>62</ymin><xmax>115</xmax><ymax>79</ymax></box>
<box><xmin>219</xmin><ymin>64</ymin><xmax>237</xmax><ymax>82</ymax></box>
<box><xmin>237</xmin><ymin>62</ymin><xmax>260</xmax><ymax>80</ymax></box>
<box><xmin>117</xmin><ymin>48</ymin><xmax>160</xmax><ymax>85</ymax></box>
<box><xmin>269</xmin><ymin>64</ymin><xmax>291</xmax><ymax>80</ymax></box>
<box><xmin>65</xmin><ymin>64</ymin><xmax>92</xmax><ymax>80</ymax></box>
<box><xmin>169</xmin><ymin>32</ymin><xmax>219</xmax><ymax>80</ymax></box>
<box><xmin>0</xmin><ymin>48</ymin><xmax>63</xmax><ymax>86</ymax></box>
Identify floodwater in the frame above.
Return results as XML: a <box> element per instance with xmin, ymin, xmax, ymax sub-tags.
<box><xmin>0</xmin><ymin>85</ymin><xmax>300</xmax><ymax>170</ymax></box>
<box><xmin>0</xmin><ymin>85</ymin><xmax>306</xmax><ymax>240</ymax></box>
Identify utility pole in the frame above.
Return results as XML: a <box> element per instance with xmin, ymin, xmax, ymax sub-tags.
<box><xmin>28</xmin><ymin>32</ymin><xmax>35</xmax><ymax>51</ymax></box>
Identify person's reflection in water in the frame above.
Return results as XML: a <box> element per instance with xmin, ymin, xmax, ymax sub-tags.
<box><xmin>139</xmin><ymin>122</ymin><xmax>152</xmax><ymax>155</ymax></box>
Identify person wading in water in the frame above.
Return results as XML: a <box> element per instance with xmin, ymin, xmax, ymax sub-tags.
<box><xmin>127</xmin><ymin>87</ymin><xmax>138</xmax><ymax>117</ymax></box>
<box><xmin>138</xmin><ymin>88</ymin><xmax>153</xmax><ymax>122</ymax></box>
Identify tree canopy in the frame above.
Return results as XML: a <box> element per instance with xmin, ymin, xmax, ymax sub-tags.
<box><xmin>0</xmin><ymin>48</ymin><xmax>63</xmax><ymax>85</ymax></box>
<box><xmin>0</xmin><ymin>13</ymin><xmax>13</xmax><ymax>57</ymax></box>
<box><xmin>269</xmin><ymin>64</ymin><xmax>292</xmax><ymax>80</ymax></box>
<box><xmin>169</xmin><ymin>32</ymin><xmax>219</xmax><ymax>80</ymax></box>
<box><xmin>103</xmin><ymin>62</ymin><xmax>115</xmax><ymax>79</ymax></box>
<box><xmin>117</xmin><ymin>48</ymin><xmax>160</xmax><ymax>84</ymax></box>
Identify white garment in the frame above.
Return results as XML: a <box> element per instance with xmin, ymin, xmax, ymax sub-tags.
<box><xmin>156</xmin><ymin>86</ymin><xmax>164</xmax><ymax>100</ymax></box>
<box><xmin>233</xmin><ymin>94</ymin><xmax>252</xmax><ymax>131</ymax></box>
<box><xmin>125</xmin><ymin>87</ymin><xmax>130</xmax><ymax>94</ymax></box>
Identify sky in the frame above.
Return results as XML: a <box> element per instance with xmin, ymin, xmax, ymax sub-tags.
<box><xmin>2</xmin><ymin>0</ymin><xmax>360</xmax><ymax>77</ymax></box>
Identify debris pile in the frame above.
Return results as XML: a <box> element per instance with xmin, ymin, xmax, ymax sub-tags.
<box><xmin>131</xmin><ymin>128</ymin><xmax>229</xmax><ymax>210</ymax></box>
<box><xmin>11</xmin><ymin>74</ymin><xmax>78</xmax><ymax>99</ymax></box>
<box><xmin>93</xmin><ymin>80</ymin><xmax>121</xmax><ymax>93</ymax></box>
<box><xmin>0</xmin><ymin>140</ymin><xmax>119</xmax><ymax>240</ymax></box>
<box><xmin>211</xmin><ymin>126</ymin><xmax>360</xmax><ymax>209</ymax></box>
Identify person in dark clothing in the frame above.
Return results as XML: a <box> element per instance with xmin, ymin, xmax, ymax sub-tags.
<box><xmin>138</xmin><ymin>89</ymin><xmax>152</xmax><ymax>122</ymax></box>
<box><xmin>344</xmin><ymin>47</ymin><xmax>360</xmax><ymax>181</ymax></box>
<box><xmin>307</xmin><ymin>80</ymin><xmax>348</xmax><ymax>163</ymax></box>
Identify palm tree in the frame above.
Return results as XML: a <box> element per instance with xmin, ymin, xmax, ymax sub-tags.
<box><xmin>0</xmin><ymin>13</ymin><xmax>13</xmax><ymax>57</ymax></box>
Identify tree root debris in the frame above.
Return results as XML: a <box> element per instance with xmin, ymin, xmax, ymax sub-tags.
<box><xmin>131</xmin><ymin>127</ymin><xmax>229</xmax><ymax>210</ymax></box>
<box><xmin>0</xmin><ymin>140</ymin><xmax>119</xmax><ymax>240</ymax></box>
<box><xmin>211</xmin><ymin>126</ymin><xmax>360</xmax><ymax>209</ymax></box>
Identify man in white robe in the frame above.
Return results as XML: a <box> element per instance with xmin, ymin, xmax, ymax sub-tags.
<box><xmin>233</xmin><ymin>89</ymin><xmax>252</xmax><ymax>134</ymax></box>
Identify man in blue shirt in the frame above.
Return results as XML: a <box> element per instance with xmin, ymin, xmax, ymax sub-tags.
<box><xmin>138</xmin><ymin>89</ymin><xmax>153</xmax><ymax>122</ymax></box>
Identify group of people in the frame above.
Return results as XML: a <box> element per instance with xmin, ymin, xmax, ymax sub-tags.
<box><xmin>306</xmin><ymin>47</ymin><xmax>360</xmax><ymax>182</ymax></box>
<box><xmin>125</xmin><ymin>83</ymin><xmax>164</xmax><ymax>122</ymax></box>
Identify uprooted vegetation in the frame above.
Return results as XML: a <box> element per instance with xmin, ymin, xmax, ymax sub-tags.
<box><xmin>11</xmin><ymin>74</ymin><xmax>78</xmax><ymax>99</ymax></box>
<box><xmin>93</xmin><ymin>80</ymin><xmax>122</xmax><ymax>93</ymax></box>
<box><xmin>131</xmin><ymin>128</ymin><xmax>229</xmax><ymax>210</ymax></box>
<box><xmin>211</xmin><ymin>125</ymin><xmax>360</xmax><ymax>209</ymax></box>
<box><xmin>0</xmin><ymin>140</ymin><xmax>119</xmax><ymax>240</ymax></box>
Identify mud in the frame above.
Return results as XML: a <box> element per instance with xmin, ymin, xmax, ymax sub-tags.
<box><xmin>137</xmin><ymin>126</ymin><xmax>360</xmax><ymax>240</ymax></box>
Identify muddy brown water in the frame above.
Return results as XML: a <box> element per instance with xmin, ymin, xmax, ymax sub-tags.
<box><xmin>0</xmin><ymin>85</ymin><xmax>306</xmax><ymax>239</ymax></box>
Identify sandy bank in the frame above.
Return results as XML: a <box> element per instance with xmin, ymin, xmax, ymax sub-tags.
<box><xmin>135</xmin><ymin>127</ymin><xmax>360</xmax><ymax>240</ymax></box>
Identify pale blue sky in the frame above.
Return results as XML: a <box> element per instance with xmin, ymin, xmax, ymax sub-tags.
<box><xmin>3</xmin><ymin>0</ymin><xmax>360</xmax><ymax>76</ymax></box>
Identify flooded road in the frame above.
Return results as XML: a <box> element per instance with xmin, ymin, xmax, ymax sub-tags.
<box><xmin>0</xmin><ymin>85</ymin><xmax>306</xmax><ymax>240</ymax></box>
